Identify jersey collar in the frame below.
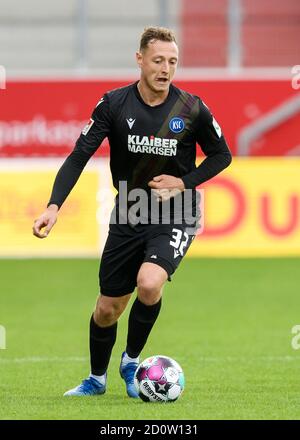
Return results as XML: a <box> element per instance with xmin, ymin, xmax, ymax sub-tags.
<box><xmin>133</xmin><ymin>81</ymin><xmax>174</xmax><ymax>109</ymax></box>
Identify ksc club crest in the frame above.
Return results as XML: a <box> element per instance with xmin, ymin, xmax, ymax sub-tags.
<box><xmin>169</xmin><ymin>117</ymin><xmax>185</xmax><ymax>133</ymax></box>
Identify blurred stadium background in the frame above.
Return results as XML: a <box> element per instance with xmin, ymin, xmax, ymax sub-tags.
<box><xmin>1</xmin><ymin>0</ymin><xmax>300</xmax><ymax>257</ymax></box>
<box><xmin>1</xmin><ymin>0</ymin><xmax>300</xmax><ymax>420</ymax></box>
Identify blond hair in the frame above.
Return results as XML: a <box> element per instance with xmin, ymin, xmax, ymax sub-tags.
<box><xmin>139</xmin><ymin>26</ymin><xmax>177</xmax><ymax>52</ymax></box>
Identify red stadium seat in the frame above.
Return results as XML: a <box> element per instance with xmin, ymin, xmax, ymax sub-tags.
<box><xmin>180</xmin><ymin>0</ymin><xmax>300</xmax><ymax>67</ymax></box>
<box><xmin>181</xmin><ymin>0</ymin><xmax>228</xmax><ymax>67</ymax></box>
<box><xmin>242</xmin><ymin>0</ymin><xmax>300</xmax><ymax>66</ymax></box>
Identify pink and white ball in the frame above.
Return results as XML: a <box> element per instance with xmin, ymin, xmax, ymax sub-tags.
<box><xmin>134</xmin><ymin>355</ymin><xmax>185</xmax><ymax>402</ymax></box>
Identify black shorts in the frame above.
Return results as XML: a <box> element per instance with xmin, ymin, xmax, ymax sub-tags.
<box><xmin>99</xmin><ymin>222</ymin><xmax>197</xmax><ymax>297</ymax></box>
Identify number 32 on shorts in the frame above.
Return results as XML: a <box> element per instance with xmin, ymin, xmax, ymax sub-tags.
<box><xmin>169</xmin><ymin>228</ymin><xmax>189</xmax><ymax>259</ymax></box>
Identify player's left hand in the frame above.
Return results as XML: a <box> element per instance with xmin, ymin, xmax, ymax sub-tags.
<box><xmin>148</xmin><ymin>174</ymin><xmax>185</xmax><ymax>201</ymax></box>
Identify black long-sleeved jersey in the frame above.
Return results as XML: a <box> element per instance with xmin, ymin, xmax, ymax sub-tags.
<box><xmin>48</xmin><ymin>82</ymin><xmax>232</xmax><ymax>218</ymax></box>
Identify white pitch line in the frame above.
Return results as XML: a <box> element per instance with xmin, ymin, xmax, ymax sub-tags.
<box><xmin>191</xmin><ymin>356</ymin><xmax>300</xmax><ymax>362</ymax></box>
<box><xmin>0</xmin><ymin>356</ymin><xmax>88</xmax><ymax>364</ymax></box>
<box><xmin>0</xmin><ymin>356</ymin><xmax>300</xmax><ymax>364</ymax></box>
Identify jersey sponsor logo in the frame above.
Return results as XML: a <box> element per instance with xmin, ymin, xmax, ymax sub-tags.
<box><xmin>126</xmin><ymin>118</ymin><xmax>135</xmax><ymax>129</ymax></box>
<box><xmin>169</xmin><ymin>117</ymin><xmax>185</xmax><ymax>134</ymax></box>
<box><xmin>128</xmin><ymin>135</ymin><xmax>177</xmax><ymax>156</ymax></box>
<box><xmin>212</xmin><ymin>117</ymin><xmax>222</xmax><ymax>138</ymax></box>
<box><xmin>81</xmin><ymin>118</ymin><xmax>94</xmax><ymax>136</ymax></box>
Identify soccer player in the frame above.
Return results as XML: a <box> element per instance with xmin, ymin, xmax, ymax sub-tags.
<box><xmin>32</xmin><ymin>27</ymin><xmax>232</xmax><ymax>398</ymax></box>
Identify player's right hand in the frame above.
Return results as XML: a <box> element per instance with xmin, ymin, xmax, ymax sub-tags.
<box><xmin>32</xmin><ymin>205</ymin><xmax>58</xmax><ymax>239</ymax></box>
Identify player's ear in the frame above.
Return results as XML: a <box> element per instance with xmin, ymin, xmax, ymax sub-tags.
<box><xmin>136</xmin><ymin>51</ymin><xmax>143</xmax><ymax>68</ymax></box>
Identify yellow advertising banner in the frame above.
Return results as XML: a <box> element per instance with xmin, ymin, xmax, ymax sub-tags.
<box><xmin>0</xmin><ymin>158</ymin><xmax>300</xmax><ymax>257</ymax></box>
<box><xmin>0</xmin><ymin>163</ymin><xmax>100</xmax><ymax>256</ymax></box>
<box><xmin>189</xmin><ymin>158</ymin><xmax>300</xmax><ymax>256</ymax></box>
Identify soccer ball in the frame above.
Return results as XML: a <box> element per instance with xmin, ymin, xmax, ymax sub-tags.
<box><xmin>134</xmin><ymin>355</ymin><xmax>185</xmax><ymax>402</ymax></box>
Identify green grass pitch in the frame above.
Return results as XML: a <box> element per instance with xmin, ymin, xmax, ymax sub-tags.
<box><xmin>1</xmin><ymin>257</ymin><xmax>300</xmax><ymax>420</ymax></box>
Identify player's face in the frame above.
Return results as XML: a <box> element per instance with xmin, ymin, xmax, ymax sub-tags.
<box><xmin>136</xmin><ymin>40</ymin><xmax>178</xmax><ymax>93</ymax></box>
